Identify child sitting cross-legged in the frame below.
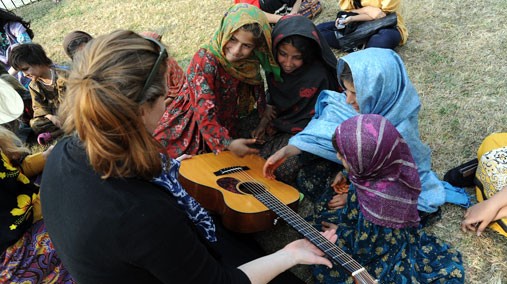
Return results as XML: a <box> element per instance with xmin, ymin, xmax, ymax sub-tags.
<box><xmin>311</xmin><ymin>114</ymin><xmax>465</xmax><ymax>283</ymax></box>
<box><xmin>9</xmin><ymin>43</ymin><xmax>68</xmax><ymax>145</ymax></box>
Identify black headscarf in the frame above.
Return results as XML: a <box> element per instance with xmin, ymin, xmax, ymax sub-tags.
<box><xmin>267</xmin><ymin>15</ymin><xmax>338</xmax><ymax>134</ymax></box>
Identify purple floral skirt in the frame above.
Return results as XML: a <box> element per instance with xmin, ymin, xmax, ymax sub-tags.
<box><xmin>0</xmin><ymin>220</ymin><xmax>75</xmax><ymax>283</ymax></box>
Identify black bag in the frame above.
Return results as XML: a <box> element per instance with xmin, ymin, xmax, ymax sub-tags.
<box><xmin>335</xmin><ymin>12</ymin><xmax>398</xmax><ymax>52</ymax></box>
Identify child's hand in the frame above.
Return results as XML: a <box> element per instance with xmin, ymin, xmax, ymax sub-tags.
<box><xmin>461</xmin><ymin>199</ymin><xmax>499</xmax><ymax>236</ymax></box>
<box><xmin>328</xmin><ymin>194</ymin><xmax>347</xmax><ymax>209</ymax></box>
<box><xmin>45</xmin><ymin>114</ymin><xmax>61</xmax><ymax>128</ymax></box>
<box><xmin>228</xmin><ymin>138</ymin><xmax>260</xmax><ymax>157</ymax></box>
<box><xmin>42</xmin><ymin>145</ymin><xmax>55</xmax><ymax>160</ymax></box>
<box><xmin>176</xmin><ymin>154</ymin><xmax>192</xmax><ymax>162</ymax></box>
<box><xmin>331</xmin><ymin>172</ymin><xmax>348</xmax><ymax>194</ymax></box>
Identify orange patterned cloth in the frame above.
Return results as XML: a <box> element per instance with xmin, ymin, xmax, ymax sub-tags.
<box><xmin>166</xmin><ymin>57</ymin><xmax>185</xmax><ymax>102</ymax></box>
<box><xmin>139</xmin><ymin>31</ymin><xmax>186</xmax><ymax>103</ymax></box>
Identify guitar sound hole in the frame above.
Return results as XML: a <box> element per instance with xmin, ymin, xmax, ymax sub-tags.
<box><xmin>237</xmin><ymin>182</ymin><xmax>266</xmax><ymax>195</ymax></box>
<box><xmin>216</xmin><ymin>177</ymin><xmax>241</xmax><ymax>194</ymax></box>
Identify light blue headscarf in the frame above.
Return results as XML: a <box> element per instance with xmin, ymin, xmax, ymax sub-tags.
<box><xmin>290</xmin><ymin>48</ymin><xmax>470</xmax><ymax>213</ymax></box>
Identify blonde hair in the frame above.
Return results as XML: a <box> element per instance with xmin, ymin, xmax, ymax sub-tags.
<box><xmin>0</xmin><ymin>126</ymin><xmax>29</xmax><ymax>162</ymax></box>
<box><xmin>59</xmin><ymin>30</ymin><xmax>167</xmax><ymax>179</ymax></box>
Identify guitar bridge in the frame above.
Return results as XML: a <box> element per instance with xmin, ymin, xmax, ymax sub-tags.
<box><xmin>214</xmin><ymin>166</ymin><xmax>250</xmax><ymax>176</ymax></box>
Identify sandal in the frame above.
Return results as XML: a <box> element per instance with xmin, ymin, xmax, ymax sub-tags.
<box><xmin>37</xmin><ymin>132</ymin><xmax>53</xmax><ymax>145</ymax></box>
<box><xmin>443</xmin><ymin>158</ymin><xmax>478</xmax><ymax>188</ymax></box>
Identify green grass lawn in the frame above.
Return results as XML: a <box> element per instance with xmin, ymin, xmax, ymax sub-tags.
<box><xmin>16</xmin><ymin>0</ymin><xmax>507</xmax><ymax>282</ymax></box>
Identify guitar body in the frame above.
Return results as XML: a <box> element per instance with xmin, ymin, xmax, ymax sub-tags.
<box><xmin>179</xmin><ymin>151</ymin><xmax>300</xmax><ymax>233</ymax></box>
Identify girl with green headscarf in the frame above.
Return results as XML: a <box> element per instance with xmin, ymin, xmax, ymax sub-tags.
<box><xmin>154</xmin><ymin>3</ymin><xmax>281</xmax><ymax>158</ymax></box>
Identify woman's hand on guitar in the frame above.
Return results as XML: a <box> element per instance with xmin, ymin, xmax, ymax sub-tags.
<box><xmin>228</xmin><ymin>138</ymin><xmax>260</xmax><ymax>157</ymax></box>
<box><xmin>263</xmin><ymin>145</ymin><xmax>302</xmax><ymax>179</ymax></box>
<box><xmin>282</xmin><ymin>229</ymin><xmax>337</xmax><ymax>268</ymax></box>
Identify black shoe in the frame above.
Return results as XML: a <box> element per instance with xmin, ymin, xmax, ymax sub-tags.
<box><xmin>443</xmin><ymin>158</ymin><xmax>478</xmax><ymax>187</ymax></box>
<box><xmin>419</xmin><ymin>208</ymin><xmax>442</xmax><ymax>227</ymax></box>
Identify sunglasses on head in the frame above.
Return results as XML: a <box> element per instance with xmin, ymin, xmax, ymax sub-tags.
<box><xmin>139</xmin><ymin>36</ymin><xmax>168</xmax><ymax>102</ymax></box>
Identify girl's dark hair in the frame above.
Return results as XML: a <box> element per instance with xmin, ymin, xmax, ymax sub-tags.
<box><xmin>9</xmin><ymin>43</ymin><xmax>52</xmax><ymax>70</ymax></box>
<box><xmin>240</xmin><ymin>23</ymin><xmax>264</xmax><ymax>48</ymax></box>
<box><xmin>277</xmin><ymin>35</ymin><xmax>318</xmax><ymax>64</ymax></box>
<box><xmin>0</xmin><ymin>9</ymin><xmax>34</xmax><ymax>39</ymax></box>
<box><xmin>339</xmin><ymin>62</ymin><xmax>353</xmax><ymax>89</ymax></box>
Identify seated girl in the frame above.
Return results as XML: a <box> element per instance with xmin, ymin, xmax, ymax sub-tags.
<box><xmin>0</xmin><ymin>78</ymin><xmax>74</xmax><ymax>283</ymax></box>
<box><xmin>316</xmin><ymin>0</ymin><xmax>407</xmax><ymax>50</ymax></box>
<box><xmin>40</xmin><ymin>30</ymin><xmax>336</xmax><ymax>284</ymax></box>
<box><xmin>254</xmin><ymin>14</ymin><xmax>339</xmax><ymax>185</ymax></box>
<box><xmin>312</xmin><ymin>114</ymin><xmax>464</xmax><ymax>283</ymax></box>
<box><xmin>154</xmin><ymin>3</ymin><xmax>281</xmax><ymax>158</ymax></box>
<box><xmin>462</xmin><ymin>133</ymin><xmax>507</xmax><ymax>237</ymax></box>
<box><xmin>9</xmin><ymin>43</ymin><xmax>68</xmax><ymax>145</ymax></box>
<box><xmin>264</xmin><ymin>48</ymin><xmax>470</xmax><ymax>214</ymax></box>
<box><xmin>139</xmin><ymin>31</ymin><xmax>185</xmax><ymax>106</ymax></box>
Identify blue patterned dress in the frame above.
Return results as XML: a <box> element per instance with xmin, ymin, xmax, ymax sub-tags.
<box><xmin>311</xmin><ymin>186</ymin><xmax>465</xmax><ymax>284</ymax></box>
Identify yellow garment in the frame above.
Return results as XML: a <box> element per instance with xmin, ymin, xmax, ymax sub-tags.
<box><xmin>339</xmin><ymin>0</ymin><xmax>408</xmax><ymax>45</ymax></box>
<box><xmin>475</xmin><ymin>133</ymin><xmax>507</xmax><ymax>237</ymax></box>
<box><xmin>20</xmin><ymin>152</ymin><xmax>45</xmax><ymax>178</ymax></box>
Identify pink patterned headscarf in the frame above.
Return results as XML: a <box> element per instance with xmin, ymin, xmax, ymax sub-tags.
<box><xmin>334</xmin><ymin>114</ymin><xmax>421</xmax><ymax>228</ymax></box>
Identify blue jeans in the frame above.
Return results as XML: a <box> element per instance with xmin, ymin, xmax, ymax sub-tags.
<box><xmin>316</xmin><ymin>21</ymin><xmax>401</xmax><ymax>50</ymax></box>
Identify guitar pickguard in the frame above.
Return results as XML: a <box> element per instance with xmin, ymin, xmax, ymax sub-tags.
<box><xmin>216</xmin><ymin>178</ymin><xmax>267</xmax><ymax>196</ymax></box>
<box><xmin>216</xmin><ymin>177</ymin><xmax>241</xmax><ymax>194</ymax></box>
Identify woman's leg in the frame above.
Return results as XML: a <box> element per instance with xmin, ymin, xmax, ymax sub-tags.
<box><xmin>316</xmin><ymin>21</ymin><xmax>341</xmax><ymax>49</ymax></box>
<box><xmin>366</xmin><ymin>27</ymin><xmax>401</xmax><ymax>49</ymax></box>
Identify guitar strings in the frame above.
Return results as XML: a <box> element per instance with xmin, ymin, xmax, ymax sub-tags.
<box><xmin>209</xmin><ymin>161</ymin><xmax>370</xmax><ymax>276</ymax></box>
<box><xmin>190</xmin><ymin>156</ymin><xmax>377</xmax><ymax>283</ymax></box>
<box><xmin>232</xmin><ymin>169</ymin><xmax>377</xmax><ymax>283</ymax></box>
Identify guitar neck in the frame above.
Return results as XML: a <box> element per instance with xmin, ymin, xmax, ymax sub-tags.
<box><xmin>253</xmin><ymin>190</ymin><xmax>377</xmax><ymax>283</ymax></box>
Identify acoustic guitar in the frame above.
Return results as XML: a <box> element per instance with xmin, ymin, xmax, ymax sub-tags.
<box><xmin>179</xmin><ymin>151</ymin><xmax>378</xmax><ymax>284</ymax></box>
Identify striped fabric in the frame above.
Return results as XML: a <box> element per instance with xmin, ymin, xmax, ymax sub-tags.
<box><xmin>334</xmin><ymin>114</ymin><xmax>420</xmax><ymax>228</ymax></box>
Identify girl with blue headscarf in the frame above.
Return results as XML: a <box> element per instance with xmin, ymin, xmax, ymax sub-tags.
<box><xmin>263</xmin><ymin>48</ymin><xmax>470</xmax><ymax>214</ymax></box>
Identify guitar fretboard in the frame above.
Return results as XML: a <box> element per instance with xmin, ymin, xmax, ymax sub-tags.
<box><xmin>250</xmin><ymin>186</ymin><xmax>377</xmax><ymax>284</ymax></box>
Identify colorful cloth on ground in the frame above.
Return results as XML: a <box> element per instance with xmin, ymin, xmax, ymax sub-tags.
<box><xmin>203</xmin><ymin>3</ymin><xmax>280</xmax><ymax>84</ymax></box>
<box><xmin>268</xmin><ymin>15</ymin><xmax>338</xmax><ymax>134</ymax></box>
<box><xmin>338</xmin><ymin>0</ymin><xmax>408</xmax><ymax>45</ymax></box>
<box><xmin>334</xmin><ymin>114</ymin><xmax>420</xmax><ymax>228</ymax></box>
<box><xmin>151</xmin><ymin>154</ymin><xmax>217</xmax><ymax>242</ymax></box>
<box><xmin>475</xmin><ymin>133</ymin><xmax>507</xmax><ymax>237</ymax></box>
<box><xmin>289</xmin><ymin>48</ymin><xmax>470</xmax><ymax>213</ymax></box>
<box><xmin>311</xmin><ymin>187</ymin><xmax>465</xmax><ymax>283</ymax></box>
<box><xmin>0</xmin><ymin>220</ymin><xmax>75</xmax><ymax>283</ymax></box>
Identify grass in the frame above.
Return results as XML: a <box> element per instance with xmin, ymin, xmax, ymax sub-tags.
<box><xmin>15</xmin><ymin>0</ymin><xmax>507</xmax><ymax>283</ymax></box>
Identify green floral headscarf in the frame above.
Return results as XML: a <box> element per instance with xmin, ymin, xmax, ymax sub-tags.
<box><xmin>202</xmin><ymin>3</ymin><xmax>281</xmax><ymax>85</ymax></box>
